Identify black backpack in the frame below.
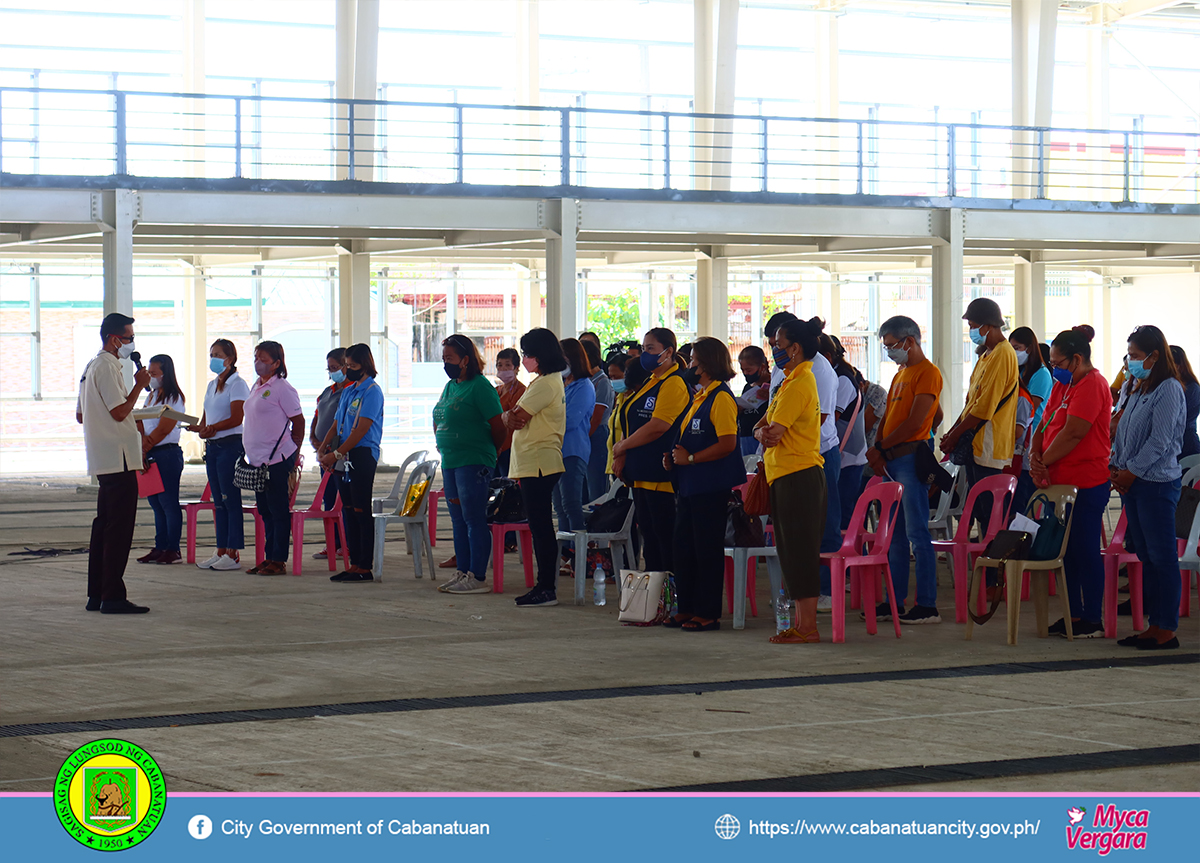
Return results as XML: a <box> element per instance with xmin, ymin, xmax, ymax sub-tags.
<box><xmin>486</xmin><ymin>478</ymin><xmax>526</xmax><ymax>524</ymax></box>
<box><xmin>585</xmin><ymin>485</ymin><xmax>632</xmax><ymax>533</ymax></box>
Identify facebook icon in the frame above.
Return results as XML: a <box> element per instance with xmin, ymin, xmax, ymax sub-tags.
<box><xmin>188</xmin><ymin>814</ymin><xmax>213</xmax><ymax>840</ymax></box>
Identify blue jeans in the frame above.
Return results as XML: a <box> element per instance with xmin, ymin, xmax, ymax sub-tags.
<box><xmin>818</xmin><ymin>445</ymin><xmax>842</xmax><ymax>595</ymax></box>
<box><xmin>553</xmin><ymin>455</ymin><xmax>588</xmax><ymax>538</ymax></box>
<box><xmin>586</xmin><ymin>426</ymin><xmax>610</xmax><ymax>503</ymax></box>
<box><xmin>839</xmin><ymin>458</ymin><xmax>865</xmax><ymax>530</ymax></box>
<box><xmin>1013</xmin><ymin>469</ymin><xmax>1036</xmax><ymax>517</ymax></box>
<box><xmin>1062</xmin><ymin>482</ymin><xmax>1108</xmax><ymax>624</ymax></box>
<box><xmin>147</xmin><ymin>444</ymin><xmax>184</xmax><ymax>552</ymax></box>
<box><xmin>884</xmin><ymin>451</ymin><xmax>938</xmax><ymax>609</ymax></box>
<box><xmin>1124</xmin><ymin>477</ymin><xmax>1183</xmax><ymax>631</ymax></box>
<box><xmin>255</xmin><ymin>453</ymin><xmax>295</xmax><ymax>562</ymax></box>
<box><xmin>739</xmin><ymin>436</ymin><xmax>759</xmax><ymax>457</ymax></box>
<box><xmin>205</xmin><ymin>436</ymin><xmax>244</xmax><ymax>550</ymax></box>
<box><xmin>443</xmin><ymin>464</ymin><xmax>494</xmax><ymax>579</ymax></box>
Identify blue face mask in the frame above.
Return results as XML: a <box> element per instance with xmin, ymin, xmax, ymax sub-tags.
<box><xmin>1051</xmin><ymin>365</ymin><xmax>1074</xmax><ymax>386</ymax></box>
<box><xmin>209</xmin><ymin>357</ymin><xmax>226</xmax><ymax>375</ymax></box>
<box><xmin>772</xmin><ymin>346</ymin><xmax>789</xmax><ymax>368</ymax></box>
<box><xmin>611</xmin><ymin>379</ymin><xmax>626</xmax><ymax>394</ymax></box>
<box><xmin>1127</xmin><ymin>358</ymin><xmax>1151</xmax><ymax>380</ymax></box>
<box><xmin>329</xmin><ymin>369</ymin><xmax>345</xmax><ymax>384</ymax></box>
<box><xmin>968</xmin><ymin>327</ymin><xmax>987</xmax><ymax>347</ymax></box>
<box><xmin>639</xmin><ymin>350</ymin><xmax>660</xmax><ymax>371</ymax></box>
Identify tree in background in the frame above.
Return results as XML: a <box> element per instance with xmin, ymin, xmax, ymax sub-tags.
<box><xmin>585</xmin><ymin>288</ymin><xmax>642</xmax><ymax>351</ymax></box>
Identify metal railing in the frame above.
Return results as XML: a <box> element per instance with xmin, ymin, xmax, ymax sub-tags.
<box><xmin>2</xmin><ymin>86</ymin><xmax>1199</xmax><ymax>205</ymax></box>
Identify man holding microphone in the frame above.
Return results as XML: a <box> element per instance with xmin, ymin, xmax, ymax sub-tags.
<box><xmin>76</xmin><ymin>313</ymin><xmax>152</xmax><ymax>614</ymax></box>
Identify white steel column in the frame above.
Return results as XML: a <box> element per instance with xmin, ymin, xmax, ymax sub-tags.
<box><xmin>101</xmin><ymin>189</ymin><xmax>136</xmax><ymax>316</ymax></box>
<box><xmin>827</xmin><ymin>274</ymin><xmax>842</xmax><ymax>341</ymax></box>
<box><xmin>353</xmin><ymin>0</ymin><xmax>379</xmax><ymax>181</ymax></box>
<box><xmin>1086</xmin><ymin>3</ymin><xmax>1112</xmax><ymax>198</ymax></box>
<box><xmin>29</xmin><ymin>264</ymin><xmax>40</xmax><ymax>400</ymax></box>
<box><xmin>182</xmin><ymin>259</ymin><xmax>207</xmax><ymax>459</ymax></box>
<box><xmin>932</xmin><ymin>209</ymin><xmax>965</xmax><ymax>425</ymax></box>
<box><xmin>710</xmin><ymin>252</ymin><xmax>729</xmax><ymax>341</ymax></box>
<box><xmin>1011</xmin><ymin>0</ymin><xmax>1058</xmax><ymax>198</ymax></box>
<box><xmin>693</xmin><ymin>0</ymin><xmax>715</xmax><ymax>191</ymax></box>
<box><xmin>711</xmin><ymin>0</ymin><xmax>739</xmax><ymax>191</ymax></box>
<box><xmin>182</xmin><ymin>0</ymin><xmax>206</xmax><ymax>177</ymax></box>
<box><xmin>516</xmin><ymin>0</ymin><xmax>540</xmax><ymax>179</ymax></box>
<box><xmin>1013</xmin><ymin>252</ymin><xmax>1046</xmax><ymax>336</ymax></box>
<box><xmin>339</xmin><ymin>246</ymin><xmax>372</xmax><ymax>346</ymax></box>
<box><xmin>544</xmin><ymin>199</ymin><xmax>577</xmax><ymax>337</ymax></box>
<box><xmin>750</xmin><ymin>275</ymin><xmax>763</xmax><ymax>348</ymax></box>
<box><xmin>695</xmin><ymin>256</ymin><xmax>712</xmax><ymax>335</ymax></box>
<box><xmin>326</xmin><ymin>266</ymin><xmax>338</xmax><ymax>349</ymax></box>
<box><xmin>334</xmin><ymin>0</ymin><xmax>356</xmax><ymax>179</ymax></box>
<box><xmin>815</xmin><ymin>0</ymin><xmax>841</xmax><ymax>193</ymax></box>
<box><xmin>515</xmin><ymin>262</ymin><xmax>537</xmax><ymax>336</ymax></box>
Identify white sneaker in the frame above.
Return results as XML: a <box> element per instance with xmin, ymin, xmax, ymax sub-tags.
<box><xmin>197</xmin><ymin>553</ymin><xmax>222</xmax><ymax>570</ymax></box>
<box><xmin>211</xmin><ymin>554</ymin><xmax>243</xmax><ymax>571</ymax></box>
<box><xmin>437</xmin><ymin>571</ymin><xmax>468</xmax><ymax>593</ymax></box>
<box><xmin>445</xmin><ymin>572</ymin><xmax>490</xmax><ymax>594</ymax></box>
<box><xmin>816</xmin><ymin>594</ymin><xmax>833</xmax><ymax>612</ymax></box>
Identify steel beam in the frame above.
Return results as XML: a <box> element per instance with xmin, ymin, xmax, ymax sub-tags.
<box><xmin>931</xmin><ymin>208</ymin><xmax>965</xmax><ymax>428</ymax></box>
<box><xmin>182</xmin><ymin>259</ymin><xmax>208</xmax><ymax>438</ymax></box>
<box><xmin>964</xmin><ymin>210</ymin><xmax>1200</xmax><ymax>244</ymax></box>
<box><xmin>580</xmin><ymin>201</ymin><xmax>936</xmax><ymax>238</ymax></box>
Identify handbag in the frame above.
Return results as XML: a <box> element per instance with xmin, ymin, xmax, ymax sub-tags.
<box><xmin>743</xmin><ymin>460</ymin><xmax>770</xmax><ymax>516</ymax></box>
<box><xmin>1176</xmin><ymin>484</ymin><xmax>1200</xmax><ymax>540</ymax></box>
<box><xmin>949</xmin><ymin>382</ymin><xmax>1018</xmax><ymax>466</ymax></box>
<box><xmin>618</xmin><ymin>570</ymin><xmax>670</xmax><ymax>624</ymax></box>
<box><xmin>912</xmin><ymin>441</ymin><xmax>954</xmax><ymax>493</ymax></box>
<box><xmin>232</xmin><ymin>426</ymin><xmax>288</xmax><ymax>493</ymax></box>
<box><xmin>969</xmin><ymin>529</ymin><xmax>1033</xmax><ymax>624</ymax></box>
<box><xmin>586</xmin><ymin>492</ymin><xmax>632</xmax><ymax>533</ymax></box>
<box><xmin>725</xmin><ymin>490</ymin><xmax>765</xmax><ymax>548</ymax></box>
<box><xmin>486</xmin><ymin>478</ymin><xmax>526</xmax><ymax>524</ymax></box>
<box><xmin>1026</xmin><ymin>493</ymin><xmax>1067</xmax><ymax>561</ymax></box>
<box><xmin>137</xmin><ymin>462</ymin><xmax>165</xmax><ymax>498</ymax></box>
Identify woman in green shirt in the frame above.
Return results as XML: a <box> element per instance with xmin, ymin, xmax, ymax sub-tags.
<box><xmin>432</xmin><ymin>334</ymin><xmax>506</xmax><ymax>595</ymax></box>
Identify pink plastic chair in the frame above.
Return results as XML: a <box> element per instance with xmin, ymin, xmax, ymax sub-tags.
<box><xmin>428</xmin><ymin>489</ymin><xmax>445</xmax><ymax>547</ymax></box>
<box><xmin>848</xmin><ymin>475</ymin><xmax>886</xmax><ymax>610</ymax></box>
<box><xmin>290</xmin><ymin>469</ymin><xmax>351</xmax><ymax>576</ymax></box>
<box><xmin>933</xmin><ymin>473</ymin><xmax>1017</xmax><ymax>624</ymax></box>
<box><xmin>244</xmin><ymin>454</ymin><xmax>305</xmax><ymax>565</ymax></box>
<box><xmin>1102</xmin><ymin>509</ymin><xmax>1144</xmax><ymax>638</ymax></box>
<box><xmin>823</xmin><ymin>480</ymin><xmax>905</xmax><ymax>643</ymax></box>
<box><xmin>181</xmin><ymin>483</ymin><xmax>214</xmax><ymax>564</ymax></box>
<box><xmin>489</xmin><ymin>522</ymin><xmax>534</xmax><ymax>593</ymax></box>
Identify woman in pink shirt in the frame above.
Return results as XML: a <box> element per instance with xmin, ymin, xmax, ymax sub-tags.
<box><xmin>242</xmin><ymin>341</ymin><xmax>305</xmax><ymax>576</ymax></box>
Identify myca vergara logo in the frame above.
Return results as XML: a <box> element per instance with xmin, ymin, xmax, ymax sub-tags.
<box><xmin>54</xmin><ymin>739</ymin><xmax>166</xmax><ymax>851</ymax></box>
<box><xmin>1065</xmin><ymin>804</ymin><xmax>1149</xmax><ymax>855</ymax></box>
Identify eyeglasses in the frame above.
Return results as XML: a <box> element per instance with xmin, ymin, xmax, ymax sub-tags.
<box><xmin>118</xmin><ymin>335</ymin><xmax>134</xmax><ymax>343</ymax></box>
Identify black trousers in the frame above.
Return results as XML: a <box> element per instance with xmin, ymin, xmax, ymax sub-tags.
<box><xmin>338</xmin><ymin>447</ymin><xmax>378</xmax><ymax>570</ymax></box>
<box><xmin>88</xmin><ymin>469</ymin><xmax>139</xmax><ymax>601</ymax></box>
<box><xmin>632</xmin><ymin>487</ymin><xmax>676</xmax><ymax>573</ymax></box>
<box><xmin>320</xmin><ymin>466</ymin><xmax>341</xmax><ymax>550</ymax></box>
<box><xmin>673</xmin><ymin>490</ymin><xmax>728</xmax><ymax>620</ymax></box>
<box><xmin>519</xmin><ymin>472</ymin><xmax>561</xmax><ymax>590</ymax></box>
<box><xmin>255</xmin><ymin>453</ymin><xmax>296</xmax><ymax>562</ymax></box>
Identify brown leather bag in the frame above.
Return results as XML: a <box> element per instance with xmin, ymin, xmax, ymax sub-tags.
<box><xmin>743</xmin><ymin>460</ymin><xmax>770</xmax><ymax>516</ymax></box>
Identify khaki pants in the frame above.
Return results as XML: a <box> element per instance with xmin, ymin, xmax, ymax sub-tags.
<box><xmin>769</xmin><ymin>466</ymin><xmax>827</xmax><ymax>600</ymax></box>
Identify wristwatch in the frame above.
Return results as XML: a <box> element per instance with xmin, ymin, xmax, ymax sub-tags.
<box><xmin>687</xmin><ymin>453</ymin><xmax>695</xmax><ymax>464</ymax></box>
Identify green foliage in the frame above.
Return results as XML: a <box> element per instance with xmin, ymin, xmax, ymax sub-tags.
<box><xmin>585</xmin><ymin>288</ymin><xmax>642</xmax><ymax>350</ymax></box>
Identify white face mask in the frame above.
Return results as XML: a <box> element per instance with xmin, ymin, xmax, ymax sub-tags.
<box><xmin>1015</xmin><ymin>349</ymin><xmax>1029</xmax><ymax>365</ymax></box>
<box><xmin>116</xmin><ymin>339</ymin><xmax>136</xmax><ymax>359</ymax></box>
<box><xmin>148</xmin><ymin>377</ymin><xmax>162</xmax><ymax>390</ymax></box>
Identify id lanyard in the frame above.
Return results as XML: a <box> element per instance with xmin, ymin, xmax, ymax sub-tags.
<box><xmin>340</xmin><ymin>379</ymin><xmax>375</xmax><ymax>469</ymax></box>
<box><xmin>1035</xmin><ymin>368</ymin><xmax>1094</xmax><ymax>438</ymax></box>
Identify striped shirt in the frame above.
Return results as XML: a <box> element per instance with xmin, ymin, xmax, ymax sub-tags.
<box><xmin>1110</xmin><ymin>378</ymin><xmax>1186</xmax><ymax>482</ymax></box>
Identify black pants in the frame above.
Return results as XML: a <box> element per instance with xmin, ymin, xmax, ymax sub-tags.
<box><xmin>338</xmin><ymin>447</ymin><xmax>378</xmax><ymax>570</ymax></box>
<box><xmin>673</xmin><ymin>490</ymin><xmax>728</xmax><ymax>620</ymax></box>
<box><xmin>320</xmin><ymin>465</ymin><xmax>341</xmax><ymax>550</ymax></box>
<box><xmin>632</xmin><ymin>487</ymin><xmax>676</xmax><ymax>573</ymax></box>
<box><xmin>255</xmin><ymin>454</ymin><xmax>295</xmax><ymax>562</ymax></box>
<box><xmin>519</xmin><ymin>472</ymin><xmax>561</xmax><ymax>590</ymax></box>
<box><xmin>88</xmin><ymin>469</ymin><xmax>139</xmax><ymax>601</ymax></box>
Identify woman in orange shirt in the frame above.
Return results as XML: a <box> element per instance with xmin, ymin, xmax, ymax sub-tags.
<box><xmin>494</xmin><ymin>347</ymin><xmax>526</xmax><ymax>478</ymax></box>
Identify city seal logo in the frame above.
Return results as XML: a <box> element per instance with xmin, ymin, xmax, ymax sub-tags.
<box><xmin>54</xmin><ymin>739</ymin><xmax>166</xmax><ymax>851</ymax></box>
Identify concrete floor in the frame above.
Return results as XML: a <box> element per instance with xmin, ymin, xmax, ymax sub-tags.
<box><xmin>1</xmin><ymin>470</ymin><xmax>1197</xmax><ymax>793</ymax></box>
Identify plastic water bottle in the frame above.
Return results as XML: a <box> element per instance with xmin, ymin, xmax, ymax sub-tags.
<box><xmin>775</xmin><ymin>585</ymin><xmax>793</xmax><ymax>633</ymax></box>
<box><xmin>593</xmin><ymin>564</ymin><xmax>607</xmax><ymax>606</ymax></box>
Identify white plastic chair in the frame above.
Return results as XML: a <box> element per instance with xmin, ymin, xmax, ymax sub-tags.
<box><xmin>372</xmin><ymin>459</ymin><xmax>438</xmax><ymax>583</ymax></box>
<box><xmin>371</xmin><ymin>449</ymin><xmax>428</xmax><ymax>516</ymax></box>
<box><xmin>926</xmin><ymin>461</ymin><xmax>961</xmax><ymax>541</ymax></box>
<box><xmin>1179</xmin><ymin>453</ymin><xmax>1200</xmax><ymax>472</ymax></box>
<box><xmin>556</xmin><ymin>480</ymin><xmax>637</xmax><ymax>606</ymax></box>
<box><xmin>724</xmin><ymin>519</ymin><xmax>783</xmax><ymax>631</ymax></box>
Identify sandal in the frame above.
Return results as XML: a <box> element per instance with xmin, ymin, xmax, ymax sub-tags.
<box><xmin>662</xmin><ymin>614</ymin><xmax>692</xmax><ymax>628</ymax></box>
<box><xmin>769</xmin><ymin>627</ymin><xmax>820</xmax><ymax>644</ymax></box>
<box><xmin>245</xmin><ymin>562</ymin><xmax>267</xmax><ymax>574</ymax></box>
<box><xmin>682</xmin><ymin>619</ymin><xmax>720</xmax><ymax>632</ymax></box>
<box><xmin>257</xmin><ymin>561</ymin><xmax>287</xmax><ymax>576</ymax></box>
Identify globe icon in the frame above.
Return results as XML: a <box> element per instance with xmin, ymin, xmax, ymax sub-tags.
<box><xmin>714</xmin><ymin>814</ymin><xmax>741</xmax><ymax>840</ymax></box>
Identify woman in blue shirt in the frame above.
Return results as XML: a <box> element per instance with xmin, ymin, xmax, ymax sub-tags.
<box><xmin>1170</xmin><ymin>346</ymin><xmax>1200</xmax><ymax>460</ymax></box>
<box><xmin>1010</xmin><ymin>326</ymin><xmax>1053</xmax><ymax>512</ymax></box>
<box><xmin>318</xmin><ymin>343</ymin><xmax>385</xmax><ymax>583</ymax></box>
<box><xmin>1111</xmin><ymin>325</ymin><xmax>1187</xmax><ymax>649</ymax></box>
<box><xmin>552</xmin><ymin>338</ymin><xmax>596</xmax><ymax>569</ymax></box>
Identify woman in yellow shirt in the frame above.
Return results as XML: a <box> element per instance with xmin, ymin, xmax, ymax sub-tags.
<box><xmin>503</xmin><ymin>327</ymin><xmax>567</xmax><ymax>608</ymax></box>
<box><xmin>612</xmin><ymin>327</ymin><xmax>690</xmax><ymax>573</ymax></box>
<box><xmin>756</xmin><ymin>317</ymin><xmax>827</xmax><ymax>644</ymax></box>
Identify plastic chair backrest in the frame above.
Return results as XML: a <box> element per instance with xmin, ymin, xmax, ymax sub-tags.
<box><xmin>287</xmin><ymin>453</ymin><xmax>305</xmax><ymax>507</ymax></box>
<box><xmin>301</xmin><ymin>468</ymin><xmax>334</xmax><ymax>514</ymax></box>
<box><xmin>929</xmin><ymin>462</ymin><xmax>959</xmax><ymax>523</ymax></box>
<box><xmin>383</xmin><ymin>449</ymin><xmax>428</xmax><ymax>501</ymax></box>
<box><xmin>951</xmin><ymin>473</ymin><xmax>1017</xmax><ymax>545</ymax></box>
<box><xmin>840</xmin><ymin>480</ymin><xmax>903</xmax><ymax>557</ymax></box>
<box><xmin>584</xmin><ymin>478</ymin><xmax>624</xmax><ymax>509</ymax></box>
<box><xmin>1183</xmin><ymin>464</ymin><xmax>1200</xmax><ymax>489</ymax></box>
<box><xmin>1027</xmin><ymin>484</ymin><xmax>1077</xmax><ymax>562</ymax></box>
<box><xmin>200</xmin><ymin>483</ymin><xmax>212</xmax><ymax>503</ymax></box>
<box><xmin>1104</xmin><ymin>508</ymin><xmax>1129</xmax><ymax>553</ymax></box>
<box><xmin>1179</xmin><ymin>453</ymin><xmax>1200</xmax><ymax>471</ymax></box>
<box><xmin>945</xmin><ymin>466</ymin><xmax>970</xmax><ymax>518</ymax></box>
<box><xmin>398</xmin><ymin>459</ymin><xmax>439</xmax><ymax>518</ymax></box>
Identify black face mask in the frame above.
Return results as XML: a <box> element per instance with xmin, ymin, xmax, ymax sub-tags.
<box><xmin>443</xmin><ymin>362</ymin><xmax>462</xmax><ymax>380</ymax></box>
<box><xmin>680</xmin><ymin>367</ymin><xmax>701</xmax><ymax>389</ymax></box>
<box><xmin>345</xmin><ymin>367</ymin><xmax>364</xmax><ymax>382</ymax></box>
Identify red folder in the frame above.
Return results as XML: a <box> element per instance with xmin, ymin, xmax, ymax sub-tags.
<box><xmin>137</xmin><ymin>463</ymin><xmax>165</xmax><ymax>498</ymax></box>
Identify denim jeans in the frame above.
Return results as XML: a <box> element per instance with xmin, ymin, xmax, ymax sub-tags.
<box><xmin>586</xmin><ymin>425</ymin><xmax>610</xmax><ymax>503</ymax></box>
<box><xmin>255</xmin><ymin>453</ymin><xmax>295</xmax><ymax>562</ymax></box>
<box><xmin>818</xmin><ymin>444</ymin><xmax>842</xmax><ymax>595</ymax></box>
<box><xmin>205</xmin><ymin>436</ymin><xmax>244</xmax><ymax>550</ymax></box>
<box><xmin>1013</xmin><ymin>469</ymin><xmax>1036</xmax><ymax>517</ymax></box>
<box><xmin>1124</xmin><ymin>477</ymin><xmax>1183</xmax><ymax>631</ymax></box>
<box><xmin>1061</xmin><ymin>481</ymin><xmax>1108</xmax><ymax>624</ymax></box>
<box><xmin>553</xmin><ymin>455</ymin><xmax>588</xmax><ymax>539</ymax></box>
<box><xmin>443</xmin><ymin>463</ymin><xmax>494</xmax><ymax>579</ymax></box>
<box><xmin>739</xmin><ymin>436</ymin><xmax>759</xmax><ymax>457</ymax></box>
<box><xmin>884</xmin><ymin>451</ymin><xmax>938</xmax><ymax>608</ymax></box>
<box><xmin>146</xmin><ymin>444</ymin><xmax>184</xmax><ymax>552</ymax></box>
<box><xmin>338</xmin><ymin>447</ymin><xmax>378</xmax><ymax>570</ymax></box>
<box><xmin>838</xmin><ymin>458</ymin><xmax>865</xmax><ymax>531</ymax></box>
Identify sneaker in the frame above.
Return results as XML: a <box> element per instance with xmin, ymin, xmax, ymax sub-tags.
<box><xmin>330</xmin><ymin>571</ymin><xmax>373</xmax><ymax>583</ymax></box>
<box><xmin>156</xmin><ymin>550</ymin><xmax>181</xmax><ymax>565</ymax></box>
<box><xmin>815</xmin><ymin>594</ymin><xmax>833</xmax><ymax>612</ymax></box>
<box><xmin>437</xmin><ymin>571</ymin><xmax>469</xmax><ymax>593</ymax></box>
<box><xmin>211</xmin><ymin>554</ymin><xmax>242</xmax><ymax>571</ymax></box>
<box><xmin>898</xmin><ymin>605</ymin><xmax>941</xmax><ymax>625</ymax></box>
<box><xmin>1071</xmin><ymin>619</ymin><xmax>1105</xmax><ymax>638</ymax></box>
<box><xmin>100</xmin><ymin>599</ymin><xmax>149</xmax><ymax>614</ymax></box>
<box><xmin>312</xmin><ymin>549</ymin><xmax>328</xmax><ymax>560</ymax></box>
<box><xmin>860</xmin><ymin>601</ymin><xmax>902</xmax><ymax>622</ymax></box>
<box><xmin>137</xmin><ymin>549</ymin><xmax>163</xmax><ymax>564</ymax></box>
<box><xmin>1048</xmin><ymin>617</ymin><xmax>1067</xmax><ymax>636</ymax></box>
<box><xmin>445</xmin><ymin>573</ymin><xmax>490</xmax><ymax>594</ymax></box>
<box><xmin>197</xmin><ymin>553</ymin><xmax>222</xmax><ymax>570</ymax></box>
<box><xmin>515</xmin><ymin>587</ymin><xmax>558</xmax><ymax>607</ymax></box>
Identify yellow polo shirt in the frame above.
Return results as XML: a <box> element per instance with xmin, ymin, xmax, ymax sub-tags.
<box><xmin>962</xmin><ymin>339</ymin><xmax>1020</xmax><ymax>469</ymax></box>
<box><xmin>763</xmin><ymin>361</ymin><xmax>824</xmax><ymax>484</ymax></box>
<box><xmin>622</xmin><ymin>364</ymin><xmax>690</xmax><ymax>493</ymax></box>
<box><xmin>509</xmin><ymin>372</ymin><xmax>566</xmax><ymax>479</ymax></box>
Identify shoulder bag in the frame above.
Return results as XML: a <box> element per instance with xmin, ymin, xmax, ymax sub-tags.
<box><xmin>233</xmin><ymin>426</ymin><xmax>288</xmax><ymax>493</ymax></box>
<box><xmin>743</xmin><ymin>460</ymin><xmax>770</xmax><ymax>516</ymax></box>
<box><xmin>618</xmin><ymin>570</ymin><xmax>671</xmax><ymax>624</ymax></box>
<box><xmin>725</xmin><ymin>489</ymin><xmax>766</xmax><ymax>548</ymax></box>
<box><xmin>949</xmin><ymin>381</ymin><xmax>1018</xmax><ymax>466</ymax></box>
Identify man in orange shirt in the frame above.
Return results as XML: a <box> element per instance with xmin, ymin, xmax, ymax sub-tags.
<box><xmin>865</xmin><ymin>315</ymin><xmax>944</xmax><ymax>625</ymax></box>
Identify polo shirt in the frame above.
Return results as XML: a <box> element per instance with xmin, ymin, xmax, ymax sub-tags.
<box><xmin>763</xmin><ymin>361</ymin><xmax>824</xmax><ymax>484</ymax></box>
<box><xmin>78</xmin><ymin>350</ymin><xmax>142</xmax><ymax>477</ymax></box>
<box><xmin>336</xmin><ymin>378</ymin><xmax>386</xmax><ymax>462</ymax></box>
<box><xmin>509</xmin><ymin>372</ymin><xmax>566</xmax><ymax>479</ymax></box>
<box><xmin>203</xmin><ymin>372</ymin><xmax>250</xmax><ymax>439</ymax></box>
<box><xmin>141</xmin><ymin>393</ymin><xmax>186</xmax><ymax>446</ymax></box>
<box><xmin>811</xmin><ymin>352</ymin><xmax>839</xmax><ymax>453</ymax></box>
<box><xmin>243</xmin><ymin>374</ymin><xmax>303</xmax><ymax>467</ymax></box>
<box><xmin>562</xmin><ymin>376</ymin><xmax>597</xmax><ymax>462</ymax></box>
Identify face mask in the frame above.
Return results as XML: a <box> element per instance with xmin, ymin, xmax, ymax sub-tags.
<box><xmin>329</xmin><ymin>369</ymin><xmax>345</xmax><ymax>384</ymax></box>
<box><xmin>744</xmin><ymin>368</ymin><xmax>761</xmax><ymax>384</ymax></box>
<box><xmin>210</xmin><ymin>357</ymin><xmax>226</xmax><ymax>375</ymax></box>
<box><xmin>681</xmin><ymin>367</ymin><xmax>701</xmax><ymax>389</ymax></box>
<box><xmin>345</xmin><ymin>366</ymin><xmax>364</xmax><ymax>382</ymax></box>
<box><xmin>639</xmin><ymin>350</ymin><xmax>661</xmax><ymax>371</ymax></box>
<box><xmin>886</xmin><ymin>341</ymin><xmax>909</xmax><ymax>365</ymax></box>
<box><xmin>1127</xmin><ymin>358</ymin><xmax>1151</xmax><ymax>380</ymax></box>
<box><xmin>968</xmin><ymin>327</ymin><xmax>987</xmax><ymax>347</ymax></box>
<box><xmin>497</xmin><ymin>369</ymin><xmax>516</xmax><ymax>383</ymax></box>
<box><xmin>253</xmin><ymin>360</ymin><xmax>272</xmax><ymax>378</ymax></box>
<box><xmin>772</xmin><ymin>346</ymin><xmax>789</xmax><ymax>368</ymax></box>
<box><xmin>611</xmin><ymin>379</ymin><xmax>626</xmax><ymax>394</ymax></box>
<box><xmin>521</xmin><ymin>356</ymin><xmax>538</xmax><ymax>375</ymax></box>
<box><xmin>117</xmin><ymin>339</ymin><xmax>136</xmax><ymax>359</ymax></box>
<box><xmin>443</xmin><ymin>362</ymin><xmax>462</xmax><ymax>380</ymax></box>
<box><xmin>561</xmin><ymin>369</ymin><xmax>572</xmax><ymax>380</ymax></box>
<box><xmin>1051</xmin><ymin>364</ymin><xmax>1074</xmax><ymax>386</ymax></box>
<box><xmin>1014</xmin><ymin>350</ymin><xmax>1029</xmax><ymax>366</ymax></box>
<box><xmin>148</xmin><ymin>377</ymin><xmax>161</xmax><ymax>390</ymax></box>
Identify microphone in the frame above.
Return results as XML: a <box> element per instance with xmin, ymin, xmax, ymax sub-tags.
<box><xmin>130</xmin><ymin>351</ymin><xmax>142</xmax><ymax>370</ymax></box>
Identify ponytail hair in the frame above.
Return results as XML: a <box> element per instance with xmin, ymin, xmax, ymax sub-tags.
<box><xmin>210</xmin><ymin>338</ymin><xmax>237</xmax><ymax>394</ymax></box>
<box><xmin>1051</xmin><ymin>324</ymin><xmax>1095</xmax><ymax>363</ymax></box>
<box><xmin>779</xmin><ymin>316</ymin><xmax>824</xmax><ymax>361</ymax></box>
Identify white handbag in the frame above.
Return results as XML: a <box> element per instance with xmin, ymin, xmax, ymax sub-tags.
<box><xmin>618</xmin><ymin>570</ymin><xmax>669</xmax><ymax>624</ymax></box>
